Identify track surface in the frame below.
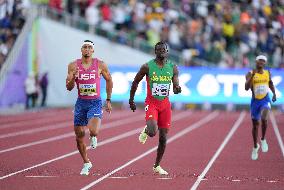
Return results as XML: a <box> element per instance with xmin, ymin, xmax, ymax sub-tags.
<box><xmin>0</xmin><ymin>108</ymin><xmax>283</xmax><ymax>190</ymax></box>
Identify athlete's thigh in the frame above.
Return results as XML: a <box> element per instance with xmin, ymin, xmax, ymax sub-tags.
<box><xmin>158</xmin><ymin>101</ymin><xmax>171</xmax><ymax>129</ymax></box>
<box><xmin>250</xmin><ymin>99</ymin><xmax>261</xmax><ymax>120</ymax></box>
<box><xmin>260</xmin><ymin>101</ymin><xmax>271</xmax><ymax>120</ymax></box>
<box><xmin>74</xmin><ymin>99</ymin><xmax>88</xmax><ymax>126</ymax></box>
<box><xmin>145</xmin><ymin>102</ymin><xmax>158</xmax><ymax>133</ymax></box>
<box><xmin>87</xmin><ymin>99</ymin><xmax>102</xmax><ymax>131</ymax></box>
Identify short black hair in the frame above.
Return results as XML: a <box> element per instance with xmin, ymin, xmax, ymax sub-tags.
<box><xmin>84</xmin><ymin>40</ymin><xmax>94</xmax><ymax>45</ymax></box>
<box><xmin>155</xmin><ymin>41</ymin><xmax>168</xmax><ymax>52</ymax></box>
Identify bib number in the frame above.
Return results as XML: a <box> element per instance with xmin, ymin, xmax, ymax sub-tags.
<box><xmin>79</xmin><ymin>83</ymin><xmax>97</xmax><ymax>96</ymax></box>
<box><xmin>254</xmin><ymin>85</ymin><xmax>267</xmax><ymax>96</ymax></box>
<box><xmin>152</xmin><ymin>83</ymin><xmax>170</xmax><ymax>96</ymax></box>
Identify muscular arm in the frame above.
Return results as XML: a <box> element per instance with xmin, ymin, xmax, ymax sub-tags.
<box><xmin>66</xmin><ymin>62</ymin><xmax>76</xmax><ymax>91</ymax></box>
<box><xmin>129</xmin><ymin>64</ymin><xmax>148</xmax><ymax>101</ymax></box>
<box><xmin>172</xmin><ymin>65</ymin><xmax>181</xmax><ymax>94</ymax></box>
<box><xmin>245</xmin><ymin>71</ymin><xmax>254</xmax><ymax>91</ymax></box>
<box><xmin>100</xmin><ymin>61</ymin><xmax>113</xmax><ymax>99</ymax></box>
<box><xmin>268</xmin><ymin>71</ymin><xmax>277</xmax><ymax>102</ymax></box>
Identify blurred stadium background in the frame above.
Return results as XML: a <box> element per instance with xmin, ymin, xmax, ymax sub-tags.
<box><xmin>0</xmin><ymin>0</ymin><xmax>283</xmax><ymax>112</ymax></box>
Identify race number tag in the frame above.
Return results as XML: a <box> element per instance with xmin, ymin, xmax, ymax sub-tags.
<box><xmin>152</xmin><ymin>83</ymin><xmax>170</xmax><ymax>96</ymax></box>
<box><xmin>254</xmin><ymin>85</ymin><xmax>268</xmax><ymax>96</ymax></box>
<box><xmin>79</xmin><ymin>84</ymin><xmax>97</xmax><ymax>96</ymax></box>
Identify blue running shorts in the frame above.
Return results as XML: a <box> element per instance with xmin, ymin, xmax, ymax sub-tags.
<box><xmin>250</xmin><ymin>94</ymin><xmax>271</xmax><ymax>120</ymax></box>
<box><xmin>74</xmin><ymin>98</ymin><xmax>102</xmax><ymax>126</ymax></box>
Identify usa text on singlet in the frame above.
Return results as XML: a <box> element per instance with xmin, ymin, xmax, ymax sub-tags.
<box><xmin>75</xmin><ymin>59</ymin><xmax>101</xmax><ymax>99</ymax></box>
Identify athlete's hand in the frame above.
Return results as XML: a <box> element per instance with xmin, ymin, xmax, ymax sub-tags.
<box><xmin>272</xmin><ymin>94</ymin><xmax>277</xmax><ymax>102</ymax></box>
<box><xmin>129</xmin><ymin>99</ymin><xmax>136</xmax><ymax>112</ymax></box>
<box><xmin>250</xmin><ymin>70</ymin><xmax>256</xmax><ymax>78</ymax></box>
<box><xmin>67</xmin><ymin>67</ymin><xmax>78</xmax><ymax>82</ymax></box>
<box><xmin>105</xmin><ymin>100</ymin><xmax>112</xmax><ymax>113</ymax></box>
<box><xmin>173</xmin><ymin>85</ymin><xmax>182</xmax><ymax>94</ymax></box>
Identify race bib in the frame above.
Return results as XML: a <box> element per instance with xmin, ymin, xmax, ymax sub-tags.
<box><xmin>254</xmin><ymin>85</ymin><xmax>268</xmax><ymax>96</ymax></box>
<box><xmin>79</xmin><ymin>83</ymin><xmax>97</xmax><ymax>96</ymax></box>
<box><xmin>152</xmin><ymin>83</ymin><xmax>170</xmax><ymax>96</ymax></box>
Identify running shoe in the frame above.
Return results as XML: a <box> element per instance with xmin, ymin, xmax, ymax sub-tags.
<box><xmin>153</xmin><ymin>165</ymin><xmax>168</xmax><ymax>175</ymax></box>
<box><xmin>251</xmin><ymin>143</ymin><xmax>260</xmax><ymax>160</ymax></box>
<box><xmin>261</xmin><ymin>139</ymin><xmax>268</xmax><ymax>152</ymax></box>
<box><xmin>90</xmin><ymin>136</ymin><xmax>97</xmax><ymax>149</ymax></box>
<box><xmin>80</xmin><ymin>162</ymin><xmax>92</xmax><ymax>175</ymax></box>
<box><xmin>139</xmin><ymin>126</ymin><xmax>148</xmax><ymax>144</ymax></box>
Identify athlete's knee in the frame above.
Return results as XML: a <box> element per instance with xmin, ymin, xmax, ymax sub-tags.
<box><xmin>159</xmin><ymin>135</ymin><xmax>167</xmax><ymax>145</ymax></box>
<box><xmin>252</xmin><ymin>119</ymin><xmax>259</xmax><ymax>127</ymax></box>
<box><xmin>146</xmin><ymin>122</ymin><xmax>157</xmax><ymax>137</ymax></box>
<box><xmin>261</xmin><ymin>118</ymin><xmax>268</xmax><ymax>125</ymax></box>
<box><xmin>147</xmin><ymin>128</ymin><xmax>156</xmax><ymax>137</ymax></box>
<box><xmin>89</xmin><ymin>128</ymin><xmax>98</xmax><ymax>137</ymax></box>
<box><xmin>75</xmin><ymin>129</ymin><xmax>85</xmax><ymax>139</ymax></box>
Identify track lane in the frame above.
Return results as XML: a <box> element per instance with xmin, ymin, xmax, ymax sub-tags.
<box><xmin>0</xmin><ymin>110</ymin><xmax>197</xmax><ymax>190</ymax></box>
<box><xmin>198</xmin><ymin>112</ymin><xmax>284</xmax><ymax>190</ymax></box>
<box><xmin>90</xmin><ymin>111</ymin><xmax>240</xmax><ymax>190</ymax></box>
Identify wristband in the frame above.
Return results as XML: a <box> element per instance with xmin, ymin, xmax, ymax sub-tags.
<box><xmin>106</xmin><ymin>98</ymin><xmax>111</xmax><ymax>102</ymax></box>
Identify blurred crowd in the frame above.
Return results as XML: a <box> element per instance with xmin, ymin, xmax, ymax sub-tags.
<box><xmin>48</xmin><ymin>0</ymin><xmax>284</xmax><ymax>68</ymax></box>
<box><xmin>1</xmin><ymin>0</ymin><xmax>283</xmax><ymax>69</ymax></box>
<box><xmin>0</xmin><ymin>0</ymin><xmax>30</xmax><ymax>70</ymax></box>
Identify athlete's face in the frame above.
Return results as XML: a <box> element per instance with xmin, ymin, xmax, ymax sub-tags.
<box><xmin>155</xmin><ymin>44</ymin><xmax>168</xmax><ymax>59</ymax></box>
<box><xmin>256</xmin><ymin>59</ymin><xmax>265</xmax><ymax>69</ymax></box>
<box><xmin>81</xmin><ymin>44</ymin><xmax>94</xmax><ymax>58</ymax></box>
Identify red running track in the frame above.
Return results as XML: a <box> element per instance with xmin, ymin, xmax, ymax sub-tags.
<box><xmin>0</xmin><ymin>108</ymin><xmax>283</xmax><ymax>190</ymax></box>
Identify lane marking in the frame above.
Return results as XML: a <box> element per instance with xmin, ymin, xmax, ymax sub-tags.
<box><xmin>80</xmin><ymin>111</ymin><xmax>219</xmax><ymax>190</ymax></box>
<box><xmin>0</xmin><ymin>111</ymin><xmax>190</xmax><ymax>154</ymax></box>
<box><xmin>108</xmin><ymin>177</ymin><xmax>128</xmax><ymax>179</ymax></box>
<box><xmin>0</xmin><ymin>128</ymin><xmax>142</xmax><ymax>180</ymax></box>
<box><xmin>0</xmin><ymin>109</ymin><xmax>130</xmax><ymax>129</ymax></box>
<box><xmin>0</xmin><ymin>113</ymin><xmax>141</xmax><ymax>139</ymax></box>
<box><xmin>0</xmin><ymin>111</ymin><xmax>190</xmax><ymax>180</ymax></box>
<box><xmin>190</xmin><ymin>111</ymin><xmax>246</xmax><ymax>190</ymax></box>
<box><xmin>270</xmin><ymin>112</ymin><xmax>284</xmax><ymax>157</ymax></box>
<box><xmin>25</xmin><ymin>175</ymin><xmax>59</xmax><ymax>178</ymax></box>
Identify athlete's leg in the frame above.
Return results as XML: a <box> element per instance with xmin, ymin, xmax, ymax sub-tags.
<box><xmin>87</xmin><ymin>99</ymin><xmax>102</xmax><ymax>149</ymax></box>
<box><xmin>144</xmin><ymin>102</ymin><xmax>158</xmax><ymax>137</ymax></box>
<box><xmin>154</xmin><ymin>128</ymin><xmax>168</xmax><ymax>167</ymax></box>
<box><xmin>252</xmin><ymin>119</ymin><xmax>260</xmax><ymax>148</ymax></box>
<box><xmin>260</xmin><ymin>108</ymin><xmax>269</xmax><ymax>140</ymax></box>
<box><xmin>88</xmin><ymin>117</ymin><xmax>101</xmax><ymax>136</ymax></box>
<box><xmin>74</xmin><ymin>126</ymin><xmax>90</xmax><ymax>163</ymax></box>
<box><xmin>146</xmin><ymin>119</ymin><xmax>158</xmax><ymax>137</ymax></box>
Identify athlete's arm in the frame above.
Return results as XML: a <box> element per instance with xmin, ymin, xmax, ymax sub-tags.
<box><xmin>268</xmin><ymin>70</ymin><xmax>277</xmax><ymax>102</ymax></box>
<box><xmin>245</xmin><ymin>70</ymin><xmax>255</xmax><ymax>91</ymax></box>
<box><xmin>129</xmin><ymin>64</ymin><xmax>148</xmax><ymax>112</ymax></box>
<box><xmin>100</xmin><ymin>61</ymin><xmax>113</xmax><ymax>100</ymax></box>
<box><xmin>129</xmin><ymin>64</ymin><xmax>148</xmax><ymax>101</ymax></box>
<box><xmin>172</xmin><ymin>65</ymin><xmax>181</xmax><ymax>94</ymax></box>
<box><xmin>66</xmin><ymin>62</ymin><xmax>77</xmax><ymax>91</ymax></box>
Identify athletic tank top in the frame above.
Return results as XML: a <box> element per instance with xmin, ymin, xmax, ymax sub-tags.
<box><xmin>146</xmin><ymin>59</ymin><xmax>174</xmax><ymax>100</ymax></box>
<box><xmin>75</xmin><ymin>58</ymin><xmax>101</xmax><ymax>99</ymax></box>
<box><xmin>251</xmin><ymin>70</ymin><xmax>270</xmax><ymax>100</ymax></box>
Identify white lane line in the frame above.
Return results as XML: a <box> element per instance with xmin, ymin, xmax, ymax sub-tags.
<box><xmin>25</xmin><ymin>176</ymin><xmax>59</xmax><ymax>178</ymax></box>
<box><xmin>190</xmin><ymin>111</ymin><xmax>246</xmax><ymax>190</ymax></box>
<box><xmin>108</xmin><ymin>177</ymin><xmax>128</xmax><ymax>179</ymax></box>
<box><xmin>0</xmin><ymin>111</ymin><xmax>191</xmax><ymax>179</ymax></box>
<box><xmin>0</xmin><ymin>111</ymin><xmax>190</xmax><ymax>154</ymax></box>
<box><xmin>0</xmin><ymin>115</ymin><xmax>143</xmax><ymax>154</ymax></box>
<box><xmin>0</xmin><ymin>123</ymin><xmax>71</xmax><ymax>139</ymax></box>
<box><xmin>270</xmin><ymin>112</ymin><xmax>284</xmax><ymax>157</ymax></box>
<box><xmin>80</xmin><ymin>111</ymin><xmax>219</xmax><ymax>190</ymax></box>
<box><xmin>0</xmin><ymin>128</ymin><xmax>142</xmax><ymax>180</ymax></box>
<box><xmin>0</xmin><ymin>113</ymin><xmax>141</xmax><ymax>139</ymax></box>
